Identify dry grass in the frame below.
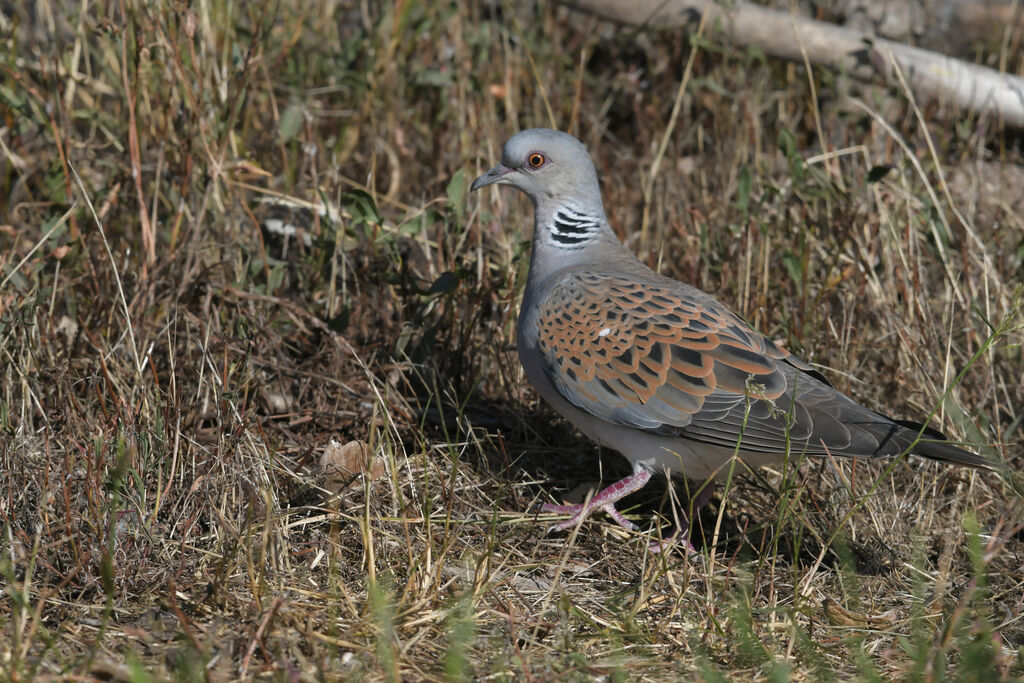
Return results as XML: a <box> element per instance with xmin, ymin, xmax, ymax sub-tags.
<box><xmin>1</xmin><ymin>1</ymin><xmax>1022</xmax><ymax>680</ymax></box>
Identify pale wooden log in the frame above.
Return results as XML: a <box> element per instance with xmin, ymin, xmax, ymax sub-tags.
<box><xmin>561</xmin><ymin>0</ymin><xmax>1024</xmax><ymax>127</ymax></box>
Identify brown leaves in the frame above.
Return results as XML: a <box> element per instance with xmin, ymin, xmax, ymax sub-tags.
<box><xmin>319</xmin><ymin>439</ymin><xmax>385</xmax><ymax>497</ymax></box>
<box><xmin>822</xmin><ymin>598</ymin><xmax>897</xmax><ymax>628</ymax></box>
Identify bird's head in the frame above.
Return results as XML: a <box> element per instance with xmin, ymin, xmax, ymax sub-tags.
<box><xmin>470</xmin><ymin>129</ymin><xmax>601</xmax><ymax>209</ymax></box>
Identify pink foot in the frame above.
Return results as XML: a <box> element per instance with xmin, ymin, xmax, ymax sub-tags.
<box><xmin>543</xmin><ymin>466</ymin><xmax>716</xmax><ymax>554</ymax></box>
<box><xmin>542</xmin><ymin>463</ymin><xmax>651</xmax><ymax>532</ymax></box>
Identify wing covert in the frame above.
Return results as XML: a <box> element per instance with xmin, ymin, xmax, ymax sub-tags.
<box><xmin>533</xmin><ymin>272</ymin><xmax>896</xmax><ymax>457</ymax></box>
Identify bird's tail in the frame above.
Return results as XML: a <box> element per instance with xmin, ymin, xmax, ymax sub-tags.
<box><xmin>894</xmin><ymin>419</ymin><xmax>994</xmax><ymax>469</ymax></box>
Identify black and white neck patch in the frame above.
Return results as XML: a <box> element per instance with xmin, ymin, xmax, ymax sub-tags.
<box><xmin>549</xmin><ymin>207</ymin><xmax>600</xmax><ymax>247</ymax></box>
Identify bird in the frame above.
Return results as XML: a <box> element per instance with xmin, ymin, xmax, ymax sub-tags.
<box><xmin>470</xmin><ymin>128</ymin><xmax>989</xmax><ymax>548</ymax></box>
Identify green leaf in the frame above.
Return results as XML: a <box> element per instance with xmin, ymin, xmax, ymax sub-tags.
<box><xmin>414</xmin><ymin>69</ymin><xmax>453</xmax><ymax>87</ymax></box>
<box><xmin>0</xmin><ymin>84</ymin><xmax>26</xmax><ymax>111</ymax></box>
<box><xmin>267</xmin><ymin>264</ymin><xmax>285</xmax><ymax>292</ymax></box>
<box><xmin>777</xmin><ymin>128</ymin><xmax>796</xmax><ymax>159</ymax></box>
<box><xmin>446</xmin><ymin>168</ymin><xmax>466</xmax><ymax>217</ymax></box>
<box><xmin>963</xmin><ymin>511</ymin><xmax>988</xmax><ymax>590</ymax></box>
<box><xmin>777</xmin><ymin>128</ymin><xmax>805</xmax><ymax>180</ymax></box>
<box><xmin>344</xmin><ymin>189</ymin><xmax>382</xmax><ymax>226</ymax></box>
<box><xmin>781</xmin><ymin>249</ymin><xmax>803</xmax><ymax>287</ymax></box>
<box><xmin>278</xmin><ymin>103</ymin><xmax>304</xmax><ymax>143</ymax></box>
<box><xmin>736</xmin><ymin>165</ymin><xmax>752</xmax><ymax>214</ymax></box>
<box><xmin>399</xmin><ymin>213</ymin><xmax>428</xmax><ymax>236</ymax></box>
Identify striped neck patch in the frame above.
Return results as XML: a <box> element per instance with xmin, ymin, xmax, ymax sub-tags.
<box><xmin>548</xmin><ymin>207</ymin><xmax>600</xmax><ymax>247</ymax></box>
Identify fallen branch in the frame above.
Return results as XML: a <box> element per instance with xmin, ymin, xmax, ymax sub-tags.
<box><xmin>561</xmin><ymin>0</ymin><xmax>1024</xmax><ymax>127</ymax></box>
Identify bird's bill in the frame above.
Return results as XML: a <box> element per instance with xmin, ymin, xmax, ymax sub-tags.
<box><xmin>470</xmin><ymin>163</ymin><xmax>514</xmax><ymax>191</ymax></box>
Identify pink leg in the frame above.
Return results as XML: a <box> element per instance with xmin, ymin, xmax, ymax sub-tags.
<box><xmin>542</xmin><ymin>463</ymin><xmax>652</xmax><ymax>532</ymax></box>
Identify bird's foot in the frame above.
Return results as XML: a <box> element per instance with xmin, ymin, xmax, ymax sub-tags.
<box><xmin>543</xmin><ymin>467</ymin><xmax>715</xmax><ymax>556</ymax></box>
<box><xmin>542</xmin><ymin>500</ymin><xmax>639</xmax><ymax>532</ymax></box>
<box><xmin>542</xmin><ymin>464</ymin><xmax>652</xmax><ymax>532</ymax></box>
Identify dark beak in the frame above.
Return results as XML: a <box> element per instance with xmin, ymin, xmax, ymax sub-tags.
<box><xmin>470</xmin><ymin>163</ymin><xmax>514</xmax><ymax>191</ymax></box>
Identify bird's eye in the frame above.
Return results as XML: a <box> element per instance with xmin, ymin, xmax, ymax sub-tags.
<box><xmin>527</xmin><ymin>153</ymin><xmax>546</xmax><ymax>168</ymax></box>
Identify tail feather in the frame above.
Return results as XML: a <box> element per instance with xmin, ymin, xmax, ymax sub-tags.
<box><xmin>893</xmin><ymin>419</ymin><xmax>993</xmax><ymax>469</ymax></box>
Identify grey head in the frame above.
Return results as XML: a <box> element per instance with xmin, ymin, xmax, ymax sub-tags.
<box><xmin>471</xmin><ymin>129</ymin><xmax>614</xmax><ymax>252</ymax></box>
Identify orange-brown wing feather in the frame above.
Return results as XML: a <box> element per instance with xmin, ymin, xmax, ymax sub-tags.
<box><xmin>535</xmin><ymin>272</ymin><xmax>796</xmax><ymax>435</ymax></box>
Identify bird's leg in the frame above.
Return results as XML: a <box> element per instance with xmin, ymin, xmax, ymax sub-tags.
<box><xmin>648</xmin><ymin>478</ymin><xmax>716</xmax><ymax>553</ymax></box>
<box><xmin>542</xmin><ymin>462</ymin><xmax>652</xmax><ymax>532</ymax></box>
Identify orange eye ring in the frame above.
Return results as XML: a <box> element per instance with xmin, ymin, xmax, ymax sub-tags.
<box><xmin>527</xmin><ymin>153</ymin><xmax>546</xmax><ymax>168</ymax></box>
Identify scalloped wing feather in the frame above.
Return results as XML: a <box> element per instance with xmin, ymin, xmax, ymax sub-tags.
<box><xmin>535</xmin><ymin>272</ymin><xmax>906</xmax><ymax>457</ymax></box>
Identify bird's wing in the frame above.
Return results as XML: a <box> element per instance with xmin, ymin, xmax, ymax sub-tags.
<box><xmin>534</xmin><ymin>271</ymin><xmax>910</xmax><ymax>458</ymax></box>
